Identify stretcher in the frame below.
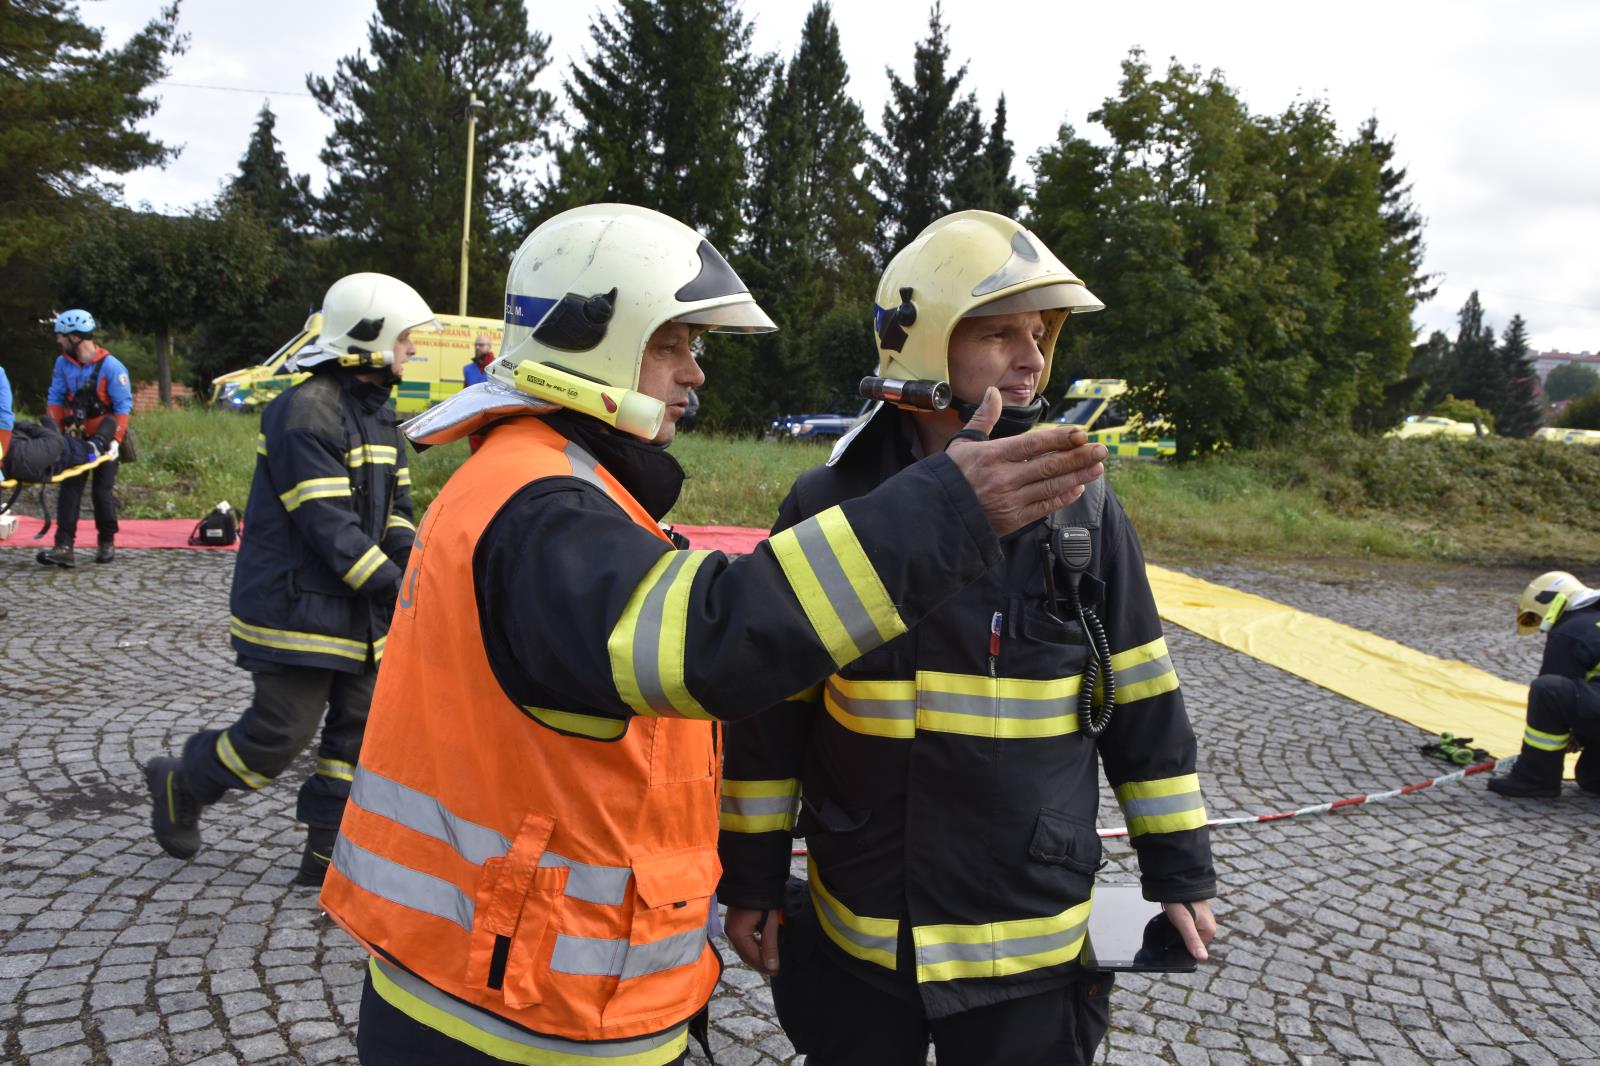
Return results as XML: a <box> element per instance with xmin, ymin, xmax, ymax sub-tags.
<box><xmin>0</xmin><ymin>442</ymin><xmax>120</xmax><ymax>540</ymax></box>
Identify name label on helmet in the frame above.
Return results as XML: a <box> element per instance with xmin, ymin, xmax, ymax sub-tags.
<box><xmin>506</xmin><ymin>294</ymin><xmax>558</xmax><ymax>328</ymax></box>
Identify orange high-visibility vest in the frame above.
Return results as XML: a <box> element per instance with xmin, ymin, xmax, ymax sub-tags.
<box><xmin>321</xmin><ymin>417</ymin><xmax>721</xmax><ymax>1048</ymax></box>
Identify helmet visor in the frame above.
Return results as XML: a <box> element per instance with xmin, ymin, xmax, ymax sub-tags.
<box><xmin>1516</xmin><ymin>610</ymin><xmax>1542</xmax><ymax>635</ymax></box>
<box><xmin>673</xmin><ymin>298</ymin><xmax>777</xmax><ymax>334</ymax></box>
<box><xmin>966</xmin><ymin>282</ymin><xmax>1104</xmax><ymax>318</ymax></box>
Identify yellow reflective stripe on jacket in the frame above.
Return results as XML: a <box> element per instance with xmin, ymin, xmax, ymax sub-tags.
<box><xmin>315</xmin><ymin>757</ymin><xmax>355</xmax><ymax>782</ymax></box>
<box><xmin>369</xmin><ymin>958</ymin><xmax>689</xmax><ymax>1066</ymax></box>
<box><xmin>912</xmin><ymin>898</ymin><xmax>1092</xmax><ymax>983</ymax></box>
<box><xmin>396</xmin><ymin>466</ymin><xmax>412</xmax><ymax>487</ymax></box>
<box><xmin>720</xmin><ymin>778</ymin><xmax>801</xmax><ymax>833</ymax></box>
<box><xmin>808</xmin><ymin>857</ymin><xmax>898</xmax><ymax>969</ymax></box>
<box><xmin>279</xmin><ymin>476</ymin><xmax>351</xmax><ymax>512</ymax></box>
<box><xmin>769</xmin><ymin>506</ymin><xmax>907</xmax><ymax>667</ymax></box>
<box><xmin>216</xmin><ymin>732</ymin><xmax>271</xmax><ymax>790</ymax></box>
<box><xmin>521</xmin><ymin>705</ymin><xmax>629</xmax><ymax>741</ymax></box>
<box><xmin>346</xmin><ymin>443</ymin><xmax>398</xmax><ymax>467</ymax></box>
<box><xmin>1110</xmin><ymin>637</ymin><xmax>1179</xmax><ymax>705</ymax></box>
<box><xmin>1114</xmin><ymin>773</ymin><xmax>1207</xmax><ymax>836</ymax></box>
<box><xmin>916</xmin><ymin>671</ymin><xmax>1082</xmax><ymax>738</ymax></box>
<box><xmin>386</xmin><ymin>513</ymin><xmax>416</xmax><ymax>533</ymax></box>
<box><xmin>823</xmin><ymin>673</ymin><xmax>1082</xmax><ymax>739</ymax></box>
<box><xmin>343</xmin><ymin>544</ymin><xmax>389</xmax><ymax>590</ymax></box>
<box><xmin>255</xmin><ymin>434</ymin><xmax>268</xmax><ymax>457</ymax></box>
<box><xmin>1524</xmin><ymin>725</ymin><xmax>1571</xmax><ymax>752</ymax></box>
<box><xmin>607</xmin><ymin>550</ymin><xmax>716</xmax><ymax>720</ymax></box>
<box><xmin>229</xmin><ymin>615</ymin><xmax>369</xmax><ymax>662</ymax></box>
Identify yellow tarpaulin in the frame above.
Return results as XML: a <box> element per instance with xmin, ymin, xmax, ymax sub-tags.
<box><xmin>1146</xmin><ymin>565</ymin><xmax>1576</xmax><ymax>777</ymax></box>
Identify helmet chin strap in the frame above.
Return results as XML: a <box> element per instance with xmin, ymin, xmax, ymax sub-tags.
<box><xmin>950</xmin><ymin>394</ymin><xmax>1046</xmax><ymax>439</ymax></box>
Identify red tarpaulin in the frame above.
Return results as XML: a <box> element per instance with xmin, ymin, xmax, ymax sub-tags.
<box><xmin>0</xmin><ymin>515</ymin><xmax>768</xmax><ymax>555</ymax></box>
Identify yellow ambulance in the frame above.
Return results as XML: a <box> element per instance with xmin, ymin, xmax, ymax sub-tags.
<box><xmin>1041</xmin><ymin>378</ymin><xmax>1177</xmax><ymax>458</ymax></box>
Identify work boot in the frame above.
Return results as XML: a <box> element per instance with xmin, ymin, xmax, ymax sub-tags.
<box><xmin>36</xmin><ymin>546</ymin><xmax>75</xmax><ymax>568</ymax></box>
<box><xmin>294</xmin><ymin>826</ymin><xmax>339</xmax><ymax>887</ymax></box>
<box><xmin>1487</xmin><ymin>746</ymin><xmax>1564</xmax><ymax>799</ymax></box>
<box><xmin>145</xmin><ymin>757</ymin><xmax>203</xmax><ymax>859</ymax></box>
<box><xmin>95</xmin><ymin>539</ymin><xmax>115</xmax><ymax>564</ymax></box>
<box><xmin>1575</xmin><ymin>747</ymin><xmax>1600</xmax><ymax>796</ymax></box>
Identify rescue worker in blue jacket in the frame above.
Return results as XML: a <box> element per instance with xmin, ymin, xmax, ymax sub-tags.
<box><xmin>719</xmin><ymin>212</ymin><xmax>1219</xmax><ymax>1066</ymax></box>
<box><xmin>39</xmin><ymin>308</ymin><xmax>133</xmax><ymax>566</ymax></box>
<box><xmin>1488</xmin><ymin>571</ymin><xmax>1600</xmax><ymax>798</ymax></box>
<box><xmin>144</xmin><ymin>273</ymin><xmax>437</xmax><ymax>885</ymax></box>
<box><xmin>0</xmin><ymin>363</ymin><xmax>13</xmax><ymax>461</ymax></box>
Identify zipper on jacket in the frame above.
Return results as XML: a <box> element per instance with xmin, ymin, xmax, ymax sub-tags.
<box><xmin>988</xmin><ymin>610</ymin><xmax>1002</xmax><ymax>679</ymax></box>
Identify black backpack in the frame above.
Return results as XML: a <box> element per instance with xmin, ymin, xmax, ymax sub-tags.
<box><xmin>188</xmin><ymin>502</ymin><xmax>239</xmax><ymax>546</ymax></box>
<box><xmin>2</xmin><ymin>421</ymin><xmax>67</xmax><ymax>484</ymax></box>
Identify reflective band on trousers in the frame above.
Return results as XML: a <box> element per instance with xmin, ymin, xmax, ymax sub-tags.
<box><xmin>719</xmin><ymin>778</ymin><xmax>800</xmax><ymax>834</ymax></box>
<box><xmin>1525</xmin><ymin>725</ymin><xmax>1571</xmax><ymax>752</ymax></box>
<box><xmin>349</xmin><ymin>766</ymin><xmax>633</xmax><ymax>905</ymax></box>
<box><xmin>370</xmin><ymin>958</ymin><xmax>691</xmax><ymax>1065</ymax></box>
<box><xmin>768</xmin><ymin>506</ymin><xmax>906</xmax><ymax>667</ymax></box>
<box><xmin>807</xmin><ymin>857</ymin><xmax>898</xmax><ymax>969</ymax></box>
<box><xmin>913</xmin><ymin>897</ymin><xmax>1092</xmax><ymax>983</ymax></box>
<box><xmin>608</xmin><ymin>550</ymin><xmax>717</xmax><ymax>719</ymax></box>
<box><xmin>217</xmin><ymin>731</ymin><xmax>271</xmax><ymax>790</ymax></box>
<box><xmin>1113</xmin><ymin>773</ymin><xmax>1207</xmax><ymax>837</ymax></box>
<box><xmin>823</xmin><ymin>672</ymin><xmax>1082</xmax><ymax>739</ymax></box>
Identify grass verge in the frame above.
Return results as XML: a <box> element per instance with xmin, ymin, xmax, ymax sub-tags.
<box><xmin>92</xmin><ymin>408</ymin><xmax>1600</xmax><ymax>566</ymax></box>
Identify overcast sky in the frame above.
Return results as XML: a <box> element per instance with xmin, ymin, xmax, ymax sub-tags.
<box><xmin>88</xmin><ymin>0</ymin><xmax>1600</xmax><ymax>355</ymax></box>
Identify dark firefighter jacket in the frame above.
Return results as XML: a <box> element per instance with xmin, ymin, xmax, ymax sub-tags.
<box><xmin>718</xmin><ymin>411</ymin><xmax>1217</xmax><ymax>1020</ymax></box>
<box><xmin>1540</xmin><ymin>603</ymin><xmax>1600</xmax><ymax>683</ymax></box>
<box><xmin>229</xmin><ymin>371</ymin><xmax>415</xmax><ymax>674</ymax></box>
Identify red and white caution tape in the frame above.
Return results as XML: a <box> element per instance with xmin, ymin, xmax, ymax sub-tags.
<box><xmin>1094</xmin><ymin>755</ymin><xmax>1516</xmax><ymax>839</ymax></box>
<box><xmin>787</xmin><ymin>755</ymin><xmax>1517</xmax><ymax>856</ymax></box>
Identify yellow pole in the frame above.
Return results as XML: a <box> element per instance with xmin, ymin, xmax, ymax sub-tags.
<box><xmin>458</xmin><ymin>92</ymin><xmax>482</xmax><ymax>316</ymax></box>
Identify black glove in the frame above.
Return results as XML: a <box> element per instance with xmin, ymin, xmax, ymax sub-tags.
<box><xmin>90</xmin><ymin>420</ymin><xmax>118</xmax><ymax>452</ymax></box>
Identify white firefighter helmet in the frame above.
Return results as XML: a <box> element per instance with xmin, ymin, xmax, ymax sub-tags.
<box><xmin>293</xmin><ymin>273</ymin><xmax>439</xmax><ymax>371</ymax></box>
<box><xmin>872</xmin><ymin>211</ymin><xmax>1103</xmax><ymax>391</ymax></box>
<box><xmin>488</xmin><ymin>203</ymin><xmax>775</xmax><ymax>394</ymax></box>
<box><xmin>1517</xmin><ymin>571</ymin><xmax>1597</xmax><ymax>635</ymax></box>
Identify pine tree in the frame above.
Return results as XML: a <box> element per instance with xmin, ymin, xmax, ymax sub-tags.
<box><xmin>1494</xmin><ymin>313</ymin><xmax>1543</xmax><ymax>437</ymax></box>
<box><xmin>547</xmin><ymin>0</ymin><xmax>767</xmax><ymax>252</ymax></box>
<box><xmin>951</xmin><ymin>95</ymin><xmax>1023</xmax><ymax>216</ymax></box>
<box><xmin>0</xmin><ymin>0</ymin><xmax>184</xmax><ymax>397</ymax></box>
<box><xmin>870</xmin><ymin>3</ymin><xmax>985</xmax><ymax>261</ymax></box>
<box><xmin>230</xmin><ymin>104</ymin><xmax>315</xmax><ymax>235</ymax></box>
<box><xmin>1358</xmin><ymin>118</ymin><xmax>1436</xmax><ymax>305</ymax></box>
<box><xmin>1448</xmin><ymin>290</ymin><xmax>1501</xmax><ymax>409</ymax></box>
<box><xmin>736</xmin><ymin>2</ymin><xmax>877</xmax><ymax>426</ymax></box>
<box><xmin>309</xmin><ymin>0</ymin><xmax>556</xmax><ymax>316</ymax></box>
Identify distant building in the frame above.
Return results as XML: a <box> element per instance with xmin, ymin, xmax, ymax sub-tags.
<box><xmin>1533</xmin><ymin>350</ymin><xmax>1600</xmax><ymax>382</ymax></box>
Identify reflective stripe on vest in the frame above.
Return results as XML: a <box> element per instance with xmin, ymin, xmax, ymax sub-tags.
<box><xmin>348</xmin><ymin>766</ymin><xmax>633</xmax><ymax>904</ymax></box>
<box><xmin>370</xmin><ymin>958</ymin><xmax>690</xmax><ymax>1066</ymax></box>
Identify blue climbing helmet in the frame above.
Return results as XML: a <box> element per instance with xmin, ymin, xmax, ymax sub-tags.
<box><xmin>53</xmin><ymin>309</ymin><xmax>96</xmax><ymax>335</ymax></box>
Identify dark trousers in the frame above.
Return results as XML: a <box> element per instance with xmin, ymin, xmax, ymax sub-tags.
<box><xmin>181</xmin><ymin>665</ymin><xmax>376</xmax><ymax>830</ymax></box>
<box><xmin>54</xmin><ymin>458</ymin><xmax>118</xmax><ymax>546</ymax></box>
<box><xmin>1523</xmin><ymin>675</ymin><xmax>1600</xmax><ymax>791</ymax></box>
<box><xmin>775</xmin><ymin>903</ymin><xmax>1113</xmax><ymax>1066</ymax></box>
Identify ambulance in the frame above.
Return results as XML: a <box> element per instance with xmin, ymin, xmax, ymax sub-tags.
<box><xmin>1041</xmin><ymin>378</ymin><xmax>1176</xmax><ymax>458</ymax></box>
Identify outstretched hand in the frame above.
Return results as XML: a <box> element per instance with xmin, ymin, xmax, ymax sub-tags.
<box><xmin>945</xmin><ymin>387</ymin><xmax>1108</xmax><ymax>538</ymax></box>
<box><xmin>1163</xmin><ymin>900</ymin><xmax>1217</xmax><ymax>961</ymax></box>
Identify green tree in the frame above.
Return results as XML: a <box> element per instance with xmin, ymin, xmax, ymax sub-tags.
<box><xmin>0</xmin><ymin>1</ymin><xmax>184</xmax><ymax>398</ymax></box>
<box><xmin>58</xmin><ymin>198</ymin><xmax>280</xmax><ymax>404</ymax></box>
<box><xmin>733</xmin><ymin>2</ymin><xmax>877</xmax><ymax>430</ymax></box>
<box><xmin>951</xmin><ymin>94</ymin><xmax>1023</xmax><ymax>217</ymax></box>
<box><xmin>230</xmin><ymin>103</ymin><xmax>315</xmax><ymax>235</ymax></box>
<box><xmin>1430</xmin><ymin>393</ymin><xmax>1494</xmax><ymax>433</ymax></box>
<box><xmin>546</xmin><ymin>0</ymin><xmax>766</xmax><ymax>253</ymax></box>
<box><xmin>309</xmin><ymin>0</ymin><xmax>555</xmax><ymax>317</ymax></box>
<box><xmin>1358</xmin><ymin>117</ymin><xmax>1436</xmax><ymax>306</ymax></box>
<box><xmin>869</xmin><ymin>3</ymin><xmax>985</xmax><ymax>261</ymax></box>
<box><xmin>1545</xmin><ymin>362</ymin><xmax>1600</xmax><ymax>403</ymax></box>
<box><xmin>1493</xmin><ymin>314</ymin><xmax>1542</xmax><ymax>437</ymax></box>
<box><xmin>1447</xmin><ymin>290</ymin><xmax>1501</xmax><ymax>409</ymax></box>
<box><xmin>1556</xmin><ymin>390</ymin><xmax>1600</xmax><ymax>430</ymax></box>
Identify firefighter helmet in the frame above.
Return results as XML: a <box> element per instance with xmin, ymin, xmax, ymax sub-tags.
<box><xmin>294</xmin><ymin>273</ymin><xmax>439</xmax><ymax>371</ymax></box>
<box><xmin>488</xmin><ymin>203</ymin><xmax>775</xmax><ymax>395</ymax></box>
<box><xmin>1517</xmin><ymin>571</ymin><xmax>1594</xmax><ymax>635</ymax></box>
<box><xmin>872</xmin><ymin>211</ymin><xmax>1103</xmax><ymax>392</ymax></box>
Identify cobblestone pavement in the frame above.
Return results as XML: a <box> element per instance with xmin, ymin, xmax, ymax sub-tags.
<box><xmin>2</xmin><ymin>548</ymin><xmax>1596</xmax><ymax>1065</ymax></box>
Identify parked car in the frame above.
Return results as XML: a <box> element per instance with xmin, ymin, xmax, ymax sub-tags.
<box><xmin>1533</xmin><ymin>426</ymin><xmax>1600</xmax><ymax>446</ymax></box>
<box><xmin>767</xmin><ymin>402</ymin><xmax>870</xmax><ymax>441</ymax></box>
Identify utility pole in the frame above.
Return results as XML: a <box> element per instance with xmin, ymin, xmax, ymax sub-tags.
<box><xmin>458</xmin><ymin>92</ymin><xmax>486</xmax><ymax>316</ymax></box>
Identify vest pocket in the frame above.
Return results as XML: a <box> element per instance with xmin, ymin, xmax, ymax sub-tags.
<box><xmin>648</xmin><ymin>717</ymin><xmax>716</xmax><ymax>786</ymax></box>
<box><xmin>466</xmin><ymin>811</ymin><xmax>566</xmax><ymax>1011</ymax></box>
<box><xmin>1028</xmin><ymin>806</ymin><xmax>1100</xmax><ymax>902</ymax></box>
<box><xmin>600</xmin><ymin>845</ymin><xmax>720</xmax><ymax>1026</ymax></box>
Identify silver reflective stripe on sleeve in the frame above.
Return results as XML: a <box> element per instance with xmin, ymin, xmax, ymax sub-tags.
<box><xmin>550</xmin><ymin>927</ymin><xmax>709</xmax><ymax>979</ymax></box>
<box><xmin>332</xmin><ymin>835</ymin><xmax>474</xmax><ymax>931</ymax></box>
<box><xmin>1119</xmin><ymin>791</ymin><xmax>1204</xmax><ymax>819</ymax></box>
<box><xmin>373</xmin><ymin>958</ymin><xmax>691</xmax><ymax>1060</ymax></box>
<box><xmin>789</xmin><ymin>519</ymin><xmax>883</xmax><ymax>656</ymax></box>
<box><xmin>1115</xmin><ymin>652</ymin><xmax>1174</xmax><ymax>689</ymax></box>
